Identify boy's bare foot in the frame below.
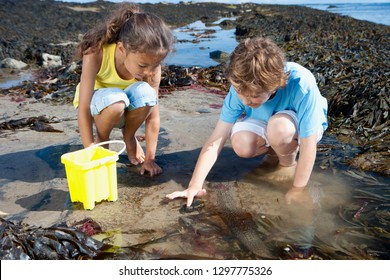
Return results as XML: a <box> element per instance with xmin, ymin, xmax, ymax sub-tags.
<box><xmin>259</xmin><ymin>153</ymin><xmax>279</xmax><ymax>169</ymax></box>
<box><xmin>125</xmin><ymin>136</ymin><xmax>145</xmax><ymax>165</ymax></box>
<box><xmin>247</xmin><ymin>162</ymin><xmax>296</xmax><ymax>186</ymax></box>
<box><xmin>261</xmin><ymin>163</ymin><xmax>297</xmax><ymax>183</ymax></box>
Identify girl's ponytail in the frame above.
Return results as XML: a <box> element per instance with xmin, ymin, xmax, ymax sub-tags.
<box><xmin>104</xmin><ymin>4</ymin><xmax>140</xmax><ymax>45</ymax></box>
<box><xmin>75</xmin><ymin>3</ymin><xmax>141</xmax><ymax>58</ymax></box>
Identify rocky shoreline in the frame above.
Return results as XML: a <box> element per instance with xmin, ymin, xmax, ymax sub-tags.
<box><xmin>0</xmin><ymin>0</ymin><xmax>389</xmax><ymax>176</ymax></box>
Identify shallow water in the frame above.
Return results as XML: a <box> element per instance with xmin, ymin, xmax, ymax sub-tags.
<box><xmin>241</xmin><ymin>165</ymin><xmax>389</xmax><ymax>259</ymax></box>
<box><xmin>0</xmin><ymin>69</ymin><xmax>33</xmax><ymax>89</ymax></box>
<box><xmin>73</xmin><ymin>135</ymin><xmax>389</xmax><ymax>260</ymax></box>
<box><xmin>164</xmin><ymin>19</ymin><xmax>238</xmax><ymax>67</ymax></box>
<box><xmin>93</xmin><ymin>163</ymin><xmax>389</xmax><ymax>259</ymax></box>
<box><xmin>10</xmin><ymin>139</ymin><xmax>389</xmax><ymax>259</ymax></box>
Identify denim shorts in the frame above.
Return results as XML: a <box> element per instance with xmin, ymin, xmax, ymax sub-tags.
<box><xmin>231</xmin><ymin>110</ymin><xmax>323</xmax><ymax>147</ymax></box>
<box><xmin>90</xmin><ymin>81</ymin><xmax>158</xmax><ymax>117</ymax></box>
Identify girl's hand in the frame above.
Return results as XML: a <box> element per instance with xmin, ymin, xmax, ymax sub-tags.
<box><xmin>166</xmin><ymin>187</ymin><xmax>207</xmax><ymax>207</ymax></box>
<box><xmin>140</xmin><ymin>160</ymin><xmax>162</xmax><ymax>177</ymax></box>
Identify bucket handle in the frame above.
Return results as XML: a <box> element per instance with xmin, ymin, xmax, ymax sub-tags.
<box><xmin>88</xmin><ymin>140</ymin><xmax>126</xmax><ymax>165</ymax></box>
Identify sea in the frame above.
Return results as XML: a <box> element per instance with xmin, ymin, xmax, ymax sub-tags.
<box><xmin>57</xmin><ymin>1</ymin><xmax>390</xmax><ymax>26</ymax></box>
<box><xmin>163</xmin><ymin>1</ymin><xmax>390</xmax><ymax>66</ymax></box>
<box><xmin>303</xmin><ymin>2</ymin><xmax>390</xmax><ymax>26</ymax></box>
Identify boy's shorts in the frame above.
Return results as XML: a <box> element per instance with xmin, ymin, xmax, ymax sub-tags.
<box><xmin>90</xmin><ymin>81</ymin><xmax>157</xmax><ymax>117</ymax></box>
<box><xmin>230</xmin><ymin>110</ymin><xmax>323</xmax><ymax>147</ymax></box>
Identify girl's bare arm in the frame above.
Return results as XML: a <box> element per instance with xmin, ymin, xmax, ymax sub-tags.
<box><xmin>77</xmin><ymin>50</ymin><xmax>102</xmax><ymax>147</ymax></box>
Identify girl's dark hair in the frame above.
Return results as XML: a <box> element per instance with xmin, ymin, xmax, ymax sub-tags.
<box><xmin>75</xmin><ymin>3</ymin><xmax>173</xmax><ymax>59</ymax></box>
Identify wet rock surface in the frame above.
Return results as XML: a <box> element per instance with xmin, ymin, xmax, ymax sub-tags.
<box><xmin>0</xmin><ymin>0</ymin><xmax>389</xmax><ymax>176</ymax></box>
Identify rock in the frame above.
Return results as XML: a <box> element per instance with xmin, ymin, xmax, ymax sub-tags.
<box><xmin>219</xmin><ymin>19</ymin><xmax>236</xmax><ymax>29</ymax></box>
<box><xmin>209</xmin><ymin>50</ymin><xmax>230</xmax><ymax>59</ymax></box>
<box><xmin>0</xmin><ymin>58</ymin><xmax>28</xmax><ymax>69</ymax></box>
<box><xmin>65</xmin><ymin>61</ymin><xmax>78</xmax><ymax>73</ymax></box>
<box><xmin>42</xmin><ymin>53</ymin><xmax>62</xmax><ymax>68</ymax></box>
<box><xmin>209</xmin><ymin>50</ymin><xmax>230</xmax><ymax>63</ymax></box>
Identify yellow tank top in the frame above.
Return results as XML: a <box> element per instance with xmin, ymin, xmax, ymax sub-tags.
<box><xmin>73</xmin><ymin>43</ymin><xmax>137</xmax><ymax>108</ymax></box>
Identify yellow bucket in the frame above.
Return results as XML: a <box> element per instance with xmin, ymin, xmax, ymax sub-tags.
<box><xmin>61</xmin><ymin>140</ymin><xmax>126</xmax><ymax>210</ymax></box>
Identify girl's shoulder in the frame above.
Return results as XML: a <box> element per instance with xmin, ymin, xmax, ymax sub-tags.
<box><xmin>83</xmin><ymin>46</ymin><xmax>104</xmax><ymax>59</ymax></box>
<box><xmin>82</xmin><ymin>47</ymin><xmax>104</xmax><ymax>72</ymax></box>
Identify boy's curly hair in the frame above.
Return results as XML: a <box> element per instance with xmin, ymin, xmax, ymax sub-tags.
<box><xmin>226</xmin><ymin>37</ymin><xmax>288</xmax><ymax>95</ymax></box>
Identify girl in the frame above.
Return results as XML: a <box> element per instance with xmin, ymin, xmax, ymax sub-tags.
<box><xmin>73</xmin><ymin>3</ymin><xmax>174</xmax><ymax>176</ymax></box>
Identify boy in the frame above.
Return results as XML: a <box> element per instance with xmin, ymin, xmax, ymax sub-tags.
<box><xmin>167</xmin><ymin>37</ymin><xmax>328</xmax><ymax>205</ymax></box>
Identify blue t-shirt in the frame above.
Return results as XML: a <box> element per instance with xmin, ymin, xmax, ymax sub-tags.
<box><xmin>220</xmin><ymin>62</ymin><xmax>328</xmax><ymax>138</ymax></box>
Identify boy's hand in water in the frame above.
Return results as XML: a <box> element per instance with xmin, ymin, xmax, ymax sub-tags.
<box><xmin>285</xmin><ymin>186</ymin><xmax>305</xmax><ymax>204</ymax></box>
<box><xmin>285</xmin><ymin>186</ymin><xmax>313</xmax><ymax>208</ymax></box>
<box><xmin>166</xmin><ymin>188</ymin><xmax>207</xmax><ymax>207</ymax></box>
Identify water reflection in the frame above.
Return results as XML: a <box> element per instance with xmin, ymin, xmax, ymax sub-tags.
<box><xmin>164</xmin><ymin>19</ymin><xmax>238</xmax><ymax>67</ymax></box>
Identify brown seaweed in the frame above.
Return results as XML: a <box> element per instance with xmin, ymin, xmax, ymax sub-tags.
<box><xmin>0</xmin><ymin>218</ymin><xmax>106</xmax><ymax>260</ymax></box>
<box><xmin>179</xmin><ymin>200</ymin><xmax>205</xmax><ymax>214</ymax></box>
<box><xmin>0</xmin><ymin>115</ymin><xmax>63</xmax><ymax>132</ymax></box>
<box><xmin>207</xmin><ymin>181</ymin><xmax>274</xmax><ymax>259</ymax></box>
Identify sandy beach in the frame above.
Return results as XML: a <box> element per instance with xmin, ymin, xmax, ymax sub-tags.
<box><xmin>0</xmin><ymin>87</ymin><xmax>223</xmax><ymax>222</ymax></box>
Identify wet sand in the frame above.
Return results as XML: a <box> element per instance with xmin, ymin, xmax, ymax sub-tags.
<box><xmin>1</xmin><ymin>87</ymin><xmax>389</xmax><ymax>259</ymax></box>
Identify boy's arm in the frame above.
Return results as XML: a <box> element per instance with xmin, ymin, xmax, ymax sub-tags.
<box><xmin>285</xmin><ymin>133</ymin><xmax>317</xmax><ymax>204</ymax></box>
<box><xmin>166</xmin><ymin>120</ymin><xmax>234</xmax><ymax>206</ymax></box>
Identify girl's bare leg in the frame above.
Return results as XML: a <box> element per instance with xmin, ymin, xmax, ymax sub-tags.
<box><xmin>94</xmin><ymin>101</ymin><xmax>126</xmax><ymax>147</ymax></box>
<box><xmin>122</xmin><ymin>106</ymin><xmax>153</xmax><ymax>165</ymax></box>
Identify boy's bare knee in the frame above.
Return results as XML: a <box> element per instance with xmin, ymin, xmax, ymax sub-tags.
<box><xmin>267</xmin><ymin>114</ymin><xmax>297</xmax><ymax>146</ymax></box>
<box><xmin>231</xmin><ymin>132</ymin><xmax>260</xmax><ymax>158</ymax></box>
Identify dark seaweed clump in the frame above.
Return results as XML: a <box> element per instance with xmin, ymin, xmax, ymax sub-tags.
<box><xmin>0</xmin><ymin>218</ymin><xmax>105</xmax><ymax>260</ymax></box>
